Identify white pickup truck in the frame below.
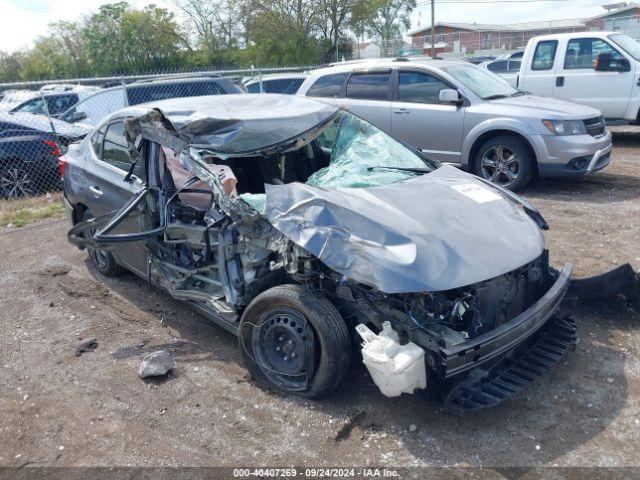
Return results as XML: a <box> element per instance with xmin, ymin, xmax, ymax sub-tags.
<box><xmin>517</xmin><ymin>31</ymin><xmax>640</xmax><ymax>123</ymax></box>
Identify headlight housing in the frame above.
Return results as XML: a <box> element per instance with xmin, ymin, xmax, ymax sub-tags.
<box><xmin>542</xmin><ymin>119</ymin><xmax>587</xmax><ymax>135</ymax></box>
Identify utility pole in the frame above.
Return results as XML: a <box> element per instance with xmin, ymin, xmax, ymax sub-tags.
<box><xmin>431</xmin><ymin>0</ymin><xmax>436</xmax><ymax>59</ymax></box>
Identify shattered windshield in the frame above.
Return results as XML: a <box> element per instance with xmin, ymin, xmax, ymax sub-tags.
<box><xmin>234</xmin><ymin>111</ymin><xmax>435</xmax><ymax>214</ymax></box>
<box><xmin>307</xmin><ymin>111</ymin><xmax>432</xmax><ymax>188</ymax></box>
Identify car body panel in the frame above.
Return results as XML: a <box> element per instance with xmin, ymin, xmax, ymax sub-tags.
<box><xmin>265</xmin><ymin>164</ymin><xmax>544</xmax><ymax>293</ymax></box>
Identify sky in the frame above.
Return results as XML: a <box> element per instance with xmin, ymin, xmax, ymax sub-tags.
<box><xmin>0</xmin><ymin>0</ymin><xmax>619</xmax><ymax>53</ymax></box>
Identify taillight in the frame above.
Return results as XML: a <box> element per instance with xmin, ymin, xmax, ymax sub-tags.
<box><xmin>42</xmin><ymin>139</ymin><xmax>62</xmax><ymax>157</ymax></box>
<box><xmin>58</xmin><ymin>156</ymin><xmax>67</xmax><ymax>178</ymax></box>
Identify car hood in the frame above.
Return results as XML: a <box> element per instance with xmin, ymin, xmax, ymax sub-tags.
<box><xmin>490</xmin><ymin>95</ymin><xmax>602</xmax><ymax>119</ymax></box>
<box><xmin>265</xmin><ymin>165</ymin><xmax>545</xmax><ymax>293</ymax></box>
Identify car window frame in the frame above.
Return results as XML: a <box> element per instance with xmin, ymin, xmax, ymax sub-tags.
<box><xmin>531</xmin><ymin>40</ymin><xmax>558</xmax><ymax>71</ymax></box>
<box><xmin>394</xmin><ymin>68</ymin><xmax>457</xmax><ymax>104</ymax></box>
<box><xmin>90</xmin><ymin>125</ymin><xmax>106</xmax><ymax>159</ymax></box>
<box><xmin>344</xmin><ymin>69</ymin><xmax>393</xmax><ymax>101</ymax></box>
<box><xmin>507</xmin><ymin>60</ymin><xmax>521</xmax><ymax>72</ymax></box>
<box><xmin>306</xmin><ymin>72</ymin><xmax>350</xmax><ymax>98</ymax></box>
<box><xmin>46</xmin><ymin>93</ymin><xmax>79</xmax><ymax>115</ymax></box>
<box><xmin>563</xmin><ymin>37</ymin><xmax>624</xmax><ymax>70</ymax></box>
<box><xmin>13</xmin><ymin>97</ymin><xmax>46</xmax><ymax>114</ymax></box>
<box><xmin>487</xmin><ymin>60</ymin><xmax>508</xmax><ymax>73</ymax></box>
<box><xmin>95</xmin><ymin>118</ymin><xmax>142</xmax><ymax>179</ymax></box>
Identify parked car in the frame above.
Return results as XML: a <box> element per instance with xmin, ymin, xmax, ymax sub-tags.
<box><xmin>297</xmin><ymin>59</ymin><xmax>612</xmax><ymax>190</ymax></box>
<box><xmin>64</xmin><ymin>94</ymin><xmax>581</xmax><ymax>412</ymax></box>
<box><xmin>480</xmin><ymin>51</ymin><xmax>524</xmax><ymax>86</ymax></box>
<box><xmin>518</xmin><ymin>31</ymin><xmax>640</xmax><ymax>122</ymax></box>
<box><xmin>10</xmin><ymin>85</ymin><xmax>100</xmax><ymax>118</ymax></box>
<box><xmin>0</xmin><ymin>90</ymin><xmax>39</xmax><ymax>112</ymax></box>
<box><xmin>243</xmin><ymin>73</ymin><xmax>309</xmax><ymax>94</ymax></box>
<box><xmin>58</xmin><ymin>76</ymin><xmax>242</xmax><ymax>128</ymax></box>
<box><xmin>0</xmin><ymin>112</ymin><xmax>89</xmax><ymax>198</ymax></box>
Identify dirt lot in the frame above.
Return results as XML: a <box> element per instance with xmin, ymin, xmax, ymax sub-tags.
<box><xmin>1</xmin><ymin>129</ymin><xmax>639</xmax><ymax>471</ymax></box>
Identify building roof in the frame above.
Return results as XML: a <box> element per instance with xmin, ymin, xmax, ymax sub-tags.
<box><xmin>408</xmin><ymin>18</ymin><xmax>586</xmax><ymax>36</ymax></box>
<box><xmin>589</xmin><ymin>2</ymin><xmax>640</xmax><ymax>20</ymax></box>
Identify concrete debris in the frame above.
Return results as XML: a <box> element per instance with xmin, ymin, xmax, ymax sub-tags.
<box><xmin>139</xmin><ymin>350</ymin><xmax>175</xmax><ymax>378</ymax></box>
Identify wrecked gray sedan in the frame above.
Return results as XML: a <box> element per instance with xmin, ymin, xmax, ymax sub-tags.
<box><xmin>62</xmin><ymin>94</ymin><xmax>577</xmax><ymax>413</ymax></box>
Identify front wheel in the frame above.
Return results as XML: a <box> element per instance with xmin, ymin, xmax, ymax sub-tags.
<box><xmin>475</xmin><ymin>135</ymin><xmax>534</xmax><ymax>191</ymax></box>
<box><xmin>239</xmin><ymin>285</ymin><xmax>351</xmax><ymax>398</ymax></box>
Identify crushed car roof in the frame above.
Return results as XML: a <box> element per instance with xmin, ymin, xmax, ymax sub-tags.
<box><xmin>117</xmin><ymin>94</ymin><xmax>339</xmax><ymax>154</ymax></box>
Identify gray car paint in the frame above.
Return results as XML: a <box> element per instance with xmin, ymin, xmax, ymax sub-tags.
<box><xmin>121</xmin><ymin>94</ymin><xmax>338</xmax><ymax>155</ymax></box>
<box><xmin>265</xmin><ymin>164</ymin><xmax>545</xmax><ymax>293</ymax></box>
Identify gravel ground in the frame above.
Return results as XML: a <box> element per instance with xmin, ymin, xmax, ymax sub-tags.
<box><xmin>0</xmin><ymin>129</ymin><xmax>639</xmax><ymax>470</ymax></box>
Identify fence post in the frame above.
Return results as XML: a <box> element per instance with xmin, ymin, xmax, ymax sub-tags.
<box><xmin>121</xmin><ymin>76</ymin><xmax>129</xmax><ymax>107</ymax></box>
<box><xmin>258</xmin><ymin>68</ymin><xmax>264</xmax><ymax>94</ymax></box>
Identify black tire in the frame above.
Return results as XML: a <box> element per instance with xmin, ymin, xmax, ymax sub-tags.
<box><xmin>0</xmin><ymin>161</ymin><xmax>36</xmax><ymax>198</ymax></box>
<box><xmin>239</xmin><ymin>284</ymin><xmax>351</xmax><ymax>398</ymax></box>
<box><xmin>82</xmin><ymin>210</ymin><xmax>125</xmax><ymax>277</ymax></box>
<box><xmin>474</xmin><ymin>135</ymin><xmax>534</xmax><ymax>191</ymax></box>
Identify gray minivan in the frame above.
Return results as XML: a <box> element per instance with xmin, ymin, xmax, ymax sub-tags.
<box><xmin>297</xmin><ymin>59</ymin><xmax>612</xmax><ymax>190</ymax></box>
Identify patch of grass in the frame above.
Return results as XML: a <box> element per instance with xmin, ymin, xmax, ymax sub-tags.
<box><xmin>0</xmin><ymin>192</ymin><xmax>66</xmax><ymax>228</ymax></box>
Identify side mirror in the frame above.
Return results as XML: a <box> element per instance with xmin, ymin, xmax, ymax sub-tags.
<box><xmin>70</xmin><ymin>110</ymin><xmax>87</xmax><ymax>122</ymax></box>
<box><xmin>439</xmin><ymin>89</ymin><xmax>462</xmax><ymax>104</ymax></box>
<box><xmin>594</xmin><ymin>52</ymin><xmax>631</xmax><ymax>72</ymax></box>
<box><xmin>618</xmin><ymin>57</ymin><xmax>631</xmax><ymax>72</ymax></box>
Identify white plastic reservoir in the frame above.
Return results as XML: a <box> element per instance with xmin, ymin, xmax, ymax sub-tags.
<box><xmin>356</xmin><ymin>321</ymin><xmax>427</xmax><ymax>397</ymax></box>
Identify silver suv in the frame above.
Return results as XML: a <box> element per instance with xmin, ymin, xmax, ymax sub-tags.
<box><xmin>297</xmin><ymin>59</ymin><xmax>612</xmax><ymax>190</ymax></box>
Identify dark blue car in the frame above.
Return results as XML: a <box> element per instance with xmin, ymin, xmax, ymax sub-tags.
<box><xmin>0</xmin><ymin>112</ymin><xmax>89</xmax><ymax>198</ymax></box>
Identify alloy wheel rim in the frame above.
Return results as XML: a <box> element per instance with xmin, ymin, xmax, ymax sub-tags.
<box><xmin>480</xmin><ymin>145</ymin><xmax>521</xmax><ymax>187</ymax></box>
<box><xmin>1</xmin><ymin>167</ymin><xmax>33</xmax><ymax>198</ymax></box>
<box><xmin>87</xmin><ymin>224</ymin><xmax>109</xmax><ymax>270</ymax></box>
<box><xmin>91</xmin><ymin>248</ymin><xmax>109</xmax><ymax>270</ymax></box>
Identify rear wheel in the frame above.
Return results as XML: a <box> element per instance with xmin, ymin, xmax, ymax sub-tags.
<box><xmin>475</xmin><ymin>135</ymin><xmax>533</xmax><ymax>191</ymax></box>
<box><xmin>0</xmin><ymin>162</ymin><xmax>35</xmax><ymax>198</ymax></box>
<box><xmin>82</xmin><ymin>210</ymin><xmax>125</xmax><ymax>277</ymax></box>
<box><xmin>239</xmin><ymin>284</ymin><xmax>351</xmax><ymax>398</ymax></box>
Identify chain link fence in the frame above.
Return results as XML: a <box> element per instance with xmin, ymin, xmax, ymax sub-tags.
<box><xmin>0</xmin><ymin>66</ymin><xmax>311</xmax><ymax>203</ymax></box>
<box><xmin>2</xmin><ymin>13</ymin><xmax>640</xmax><ymax>204</ymax></box>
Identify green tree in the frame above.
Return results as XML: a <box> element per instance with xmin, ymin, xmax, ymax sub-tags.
<box><xmin>175</xmin><ymin>0</ymin><xmax>250</xmax><ymax>66</ymax></box>
<box><xmin>83</xmin><ymin>2</ymin><xmax>184</xmax><ymax>74</ymax></box>
<box><xmin>0</xmin><ymin>50</ymin><xmax>25</xmax><ymax>82</ymax></box>
<box><xmin>362</xmin><ymin>0</ymin><xmax>415</xmax><ymax>56</ymax></box>
<box><xmin>319</xmin><ymin>0</ymin><xmax>363</xmax><ymax>61</ymax></box>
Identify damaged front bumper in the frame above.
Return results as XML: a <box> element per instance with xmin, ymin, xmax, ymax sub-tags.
<box><xmin>444</xmin><ymin>314</ymin><xmax>577</xmax><ymax>414</ymax></box>
<box><xmin>438</xmin><ymin>263</ymin><xmax>572</xmax><ymax>379</ymax></box>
